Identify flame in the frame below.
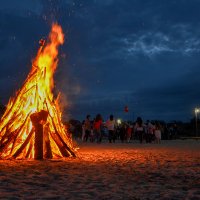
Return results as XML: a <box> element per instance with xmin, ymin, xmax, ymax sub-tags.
<box><xmin>0</xmin><ymin>23</ymin><xmax>76</xmax><ymax>159</ymax></box>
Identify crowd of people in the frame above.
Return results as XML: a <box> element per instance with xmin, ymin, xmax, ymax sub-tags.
<box><xmin>78</xmin><ymin>114</ymin><xmax>178</xmax><ymax>144</ymax></box>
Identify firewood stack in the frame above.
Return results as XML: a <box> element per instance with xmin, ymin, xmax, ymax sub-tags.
<box><xmin>0</xmin><ymin>24</ymin><xmax>76</xmax><ymax>159</ymax></box>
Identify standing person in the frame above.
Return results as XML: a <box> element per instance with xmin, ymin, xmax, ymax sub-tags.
<box><xmin>146</xmin><ymin>120</ymin><xmax>155</xmax><ymax>143</ymax></box>
<box><xmin>90</xmin><ymin>120</ymin><xmax>95</xmax><ymax>142</ymax></box>
<box><xmin>83</xmin><ymin>115</ymin><xmax>92</xmax><ymax>142</ymax></box>
<box><xmin>126</xmin><ymin>124</ymin><xmax>133</xmax><ymax>143</ymax></box>
<box><xmin>154</xmin><ymin>122</ymin><xmax>161</xmax><ymax>144</ymax></box>
<box><xmin>106</xmin><ymin>115</ymin><xmax>116</xmax><ymax>143</ymax></box>
<box><xmin>135</xmin><ymin>117</ymin><xmax>145</xmax><ymax>144</ymax></box>
<box><xmin>81</xmin><ymin>120</ymin><xmax>85</xmax><ymax>141</ymax></box>
<box><xmin>93</xmin><ymin>114</ymin><xmax>103</xmax><ymax>143</ymax></box>
<box><xmin>120</xmin><ymin>123</ymin><xmax>126</xmax><ymax>143</ymax></box>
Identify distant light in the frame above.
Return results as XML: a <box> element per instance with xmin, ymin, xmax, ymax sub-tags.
<box><xmin>117</xmin><ymin>119</ymin><xmax>121</xmax><ymax>124</ymax></box>
<box><xmin>195</xmin><ymin>108</ymin><xmax>200</xmax><ymax>114</ymax></box>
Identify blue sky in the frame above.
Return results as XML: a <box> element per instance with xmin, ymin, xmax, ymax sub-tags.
<box><xmin>0</xmin><ymin>0</ymin><xmax>200</xmax><ymax>122</ymax></box>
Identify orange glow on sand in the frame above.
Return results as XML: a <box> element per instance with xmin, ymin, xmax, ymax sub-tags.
<box><xmin>0</xmin><ymin>23</ymin><xmax>76</xmax><ymax>159</ymax></box>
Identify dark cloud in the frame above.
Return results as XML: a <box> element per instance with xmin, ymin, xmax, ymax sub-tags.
<box><xmin>0</xmin><ymin>0</ymin><xmax>200</xmax><ymax>121</ymax></box>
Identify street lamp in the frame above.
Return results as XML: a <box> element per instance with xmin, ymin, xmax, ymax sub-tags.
<box><xmin>195</xmin><ymin>108</ymin><xmax>200</xmax><ymax>137</ymax></box>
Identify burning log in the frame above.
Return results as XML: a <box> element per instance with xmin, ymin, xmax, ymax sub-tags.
<box><xmin>0</xmin><ymin>23</ymin><xmax>77</xmax><ymax>159</ymax></box>
<box><xmin>30</xmin><ymin>110</ymin><xmax>48</xmax><ymax>160</ymax></box>
<box><xmin>12</xmin><ymin>129</ymin><xmax>34</xmax><ymax>159</ymax></box>
<box><xmin>43</xmin><ymin>123</ymin><xmax>53</xmax><ymax>159</ymax></box>
<box><xmin>39</xmin><ymin>39</ymin><xmax>45</xmax><ymax>46</ymax></box>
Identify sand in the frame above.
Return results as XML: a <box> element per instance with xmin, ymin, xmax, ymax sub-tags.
<box><xmin>0</xmin><ymin>140</ymin><xmax>199</xmax><ymax>200</ymax></box>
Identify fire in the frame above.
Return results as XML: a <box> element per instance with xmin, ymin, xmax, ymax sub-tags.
<box><xmin>0</xmin><ymin>23</ymin><xmax>76</xmax><ymax>159</ymax></box>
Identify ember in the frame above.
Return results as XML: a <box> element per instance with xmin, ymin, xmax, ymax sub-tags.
<box><xmin>0</xmin><ymin>23</ymin><xmax>76</xmax><ymax>159</ymax></box>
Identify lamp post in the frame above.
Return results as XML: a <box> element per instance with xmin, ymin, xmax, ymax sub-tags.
<box><xmin>195</xmin><ymin>108</ymin><xmax>199</xmax><ymax>137</ymax></box>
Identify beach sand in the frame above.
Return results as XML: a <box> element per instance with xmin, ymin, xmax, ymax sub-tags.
<box><xmin>0</xmin><ymin>140</ymin><xmax>199</xmax><ymax>199</ymax></box>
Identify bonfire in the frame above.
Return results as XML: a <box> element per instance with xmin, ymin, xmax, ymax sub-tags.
<box><xmin>0</xmin><ymin>23</ymin><xmax>76</xmax><ymax>159</ymax></box>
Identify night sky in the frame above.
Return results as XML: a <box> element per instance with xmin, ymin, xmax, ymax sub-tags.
<box><xmin>0</xmin><ymin>0</ymin><xmax>200</xmax><ymax>122</ymax></box>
